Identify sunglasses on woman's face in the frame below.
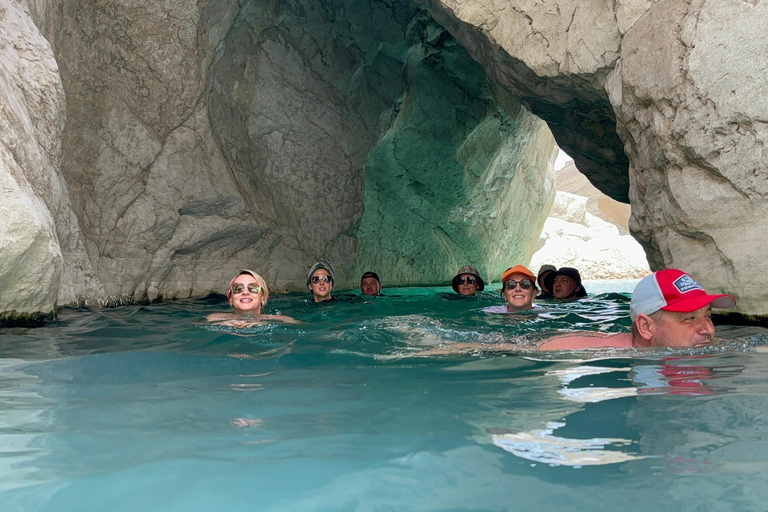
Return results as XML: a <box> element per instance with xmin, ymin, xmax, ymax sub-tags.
<box><xmin>457</xmin><ymin>276</ymin><xmax>477</xmax><ymax>285</ymax></box>
<box><xmin>311</xmin><ymin>275</ymin><xmax>332</xmax><ymax>284</ymax></box>
<box><xmin>504</xmin><ymin>279</ymin><xmax>533</xmax><ymax>290</ymax></box>
<box><xmin>230</xmin><ymin>283</ymin><xmax>262</xmax><ymax>295</ymax></box>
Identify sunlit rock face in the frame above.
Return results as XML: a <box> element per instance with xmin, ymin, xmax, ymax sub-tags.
<box><xmin>0</xmin><ymin>0</ymin><xmax>66</xmax><ymax>322</ymax></box>
<box><xmin>530</xmin><ymin>163</ymin><xmax>650</xmax><ymax>281</ymax></box>
<box><xmin>415</xmin><ymin>0</ymin><xmax>768</xmax><ymax>315</ymax></box>
<box><xmin>612</xmin><ymin>0</ymin><xmax>768</xmax><ymax>315</ymax></box>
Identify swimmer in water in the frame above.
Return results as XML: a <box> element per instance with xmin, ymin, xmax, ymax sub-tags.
<box><xmin>451</xmin><ymin>265</ymin><xmax>485</xmax><ymax>296</ymax></box>
<box><xmin>483</xmin><ymin>265</ymin><xmax>538</xmax><ymax>313</ymax></box>
<box><xmin>207</xmin><ymin>269</ymin><xmax>301</xmax><ymax>327</ymax></box>
<box><xmin>544</xmin><ymin>267</ymin><xmax>588</xmax><ymax>301</ymax></box>
<box><xmin>422</xmin><ymin>269</ymin><xmax>736</xmax><ymax>354</ymax></box>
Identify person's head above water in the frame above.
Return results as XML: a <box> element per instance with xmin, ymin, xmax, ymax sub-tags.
<box><xmin>538</xmin><ymin>269</ymin><xmax>737</xmax><ymax>350</ymax></box>
<box><xmin>500</xmin><ymin>265</ymin><xmax>537</xmax><ymax>311</ymax></box>
<box><xmin>452</xmin><ymin>265</ymin><xmax>485</xmax><ymax>296</ymax></box>
<box><xmin>227</xmin><ymin>269</ymin><xmax>269</xmax><ymax>315</ymax></box>
<box><xmin>627</xmin><ymin>268</ymin><xmax>736</xmax><ymax>348</ymax></box>
<box><xmin>545</xmin><ymin>267</ymin><xmax>587</xmax><ymax>300</ymax></box>
<box><xmin>536</xmin><ymin>264</ymin><xmax>556</xmax><ymax>295</ymax></box>
<box><xmin>307</xmin><ymin>259</ymin><xmax>335</xmax><ymax>303</ymax></box>
<box><xmin>360</xmin><ymin>271</ymin><xmax>381</xmax><ymax>296</ymax></box>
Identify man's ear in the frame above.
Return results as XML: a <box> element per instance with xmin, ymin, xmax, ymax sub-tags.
<box><xmin>634</xmin><ymin>313</ymin><xmax>655</xmax><ymax>341</ymax></box>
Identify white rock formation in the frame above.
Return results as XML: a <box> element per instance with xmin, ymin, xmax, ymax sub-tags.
<box><xmin>530</xmin><ymin>191</ymin><xmax>650</xmax><ymax>280</ymax></box>
<box><xmin>417</xmin><ymin>0</ymin><xmax>768</xmax><ymax>314</ymax></box>
<box><xmin>0</xmin><ymin>0</ymin><xmax>64</xmax><ymax>319</ymax></box>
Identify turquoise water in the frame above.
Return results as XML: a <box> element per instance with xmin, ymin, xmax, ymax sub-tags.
<box><xmin>2</xmin><ymin>283</ymin><xmax>768</xmax><ymax>511</ymax></box>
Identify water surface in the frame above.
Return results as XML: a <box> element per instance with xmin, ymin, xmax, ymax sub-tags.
<box><xmin>2</xmin><ymin>283</ymin><xmax>768</xmax><ymax>511</ymax></box>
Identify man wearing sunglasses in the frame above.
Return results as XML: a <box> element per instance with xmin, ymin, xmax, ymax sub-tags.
<box><xmin>307</xmin><ymin>259</ymin><xmax>336</xmax><ymax>303</ymax></box>
<box><xmin>451</xmin><ymin>265</ymin><xmax>485</xmax><ymax>296</ymax></box>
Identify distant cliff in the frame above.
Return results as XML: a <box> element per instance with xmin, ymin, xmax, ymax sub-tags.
<box><xmin>530</xmin><ymin>161</ymin><xmax>650</xmax><ymax>280</ymax></box>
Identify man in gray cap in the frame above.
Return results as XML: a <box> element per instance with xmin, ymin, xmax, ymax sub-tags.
<box><xmin>451</xmin><ymin>265</ymin><xmax>485</xmax><ymax>296</ymax></box>
<box><xmin>536</xmin><ymin>264</ymin><xmax>556</xmax><ymax>299</ymax></box>
<box><xmin>307</xmin><ymin>259</ymin><xmax>335</xmax><ymax>303</ymax></box>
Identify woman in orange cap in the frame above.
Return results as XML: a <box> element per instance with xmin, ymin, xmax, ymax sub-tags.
<box><xmin>484</xmin><ymin>265</ymin><xmax>538</xmax><ymax>313</ymax></box>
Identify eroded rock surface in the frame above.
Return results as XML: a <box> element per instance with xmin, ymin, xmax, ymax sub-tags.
<box><xmin>1</xmin><ymin>0</ymin><xmax>556</xmax><ymax>321</ymax></box>
<box><xmin>0</xmin><ymin>0</ymin><xmax>66</xmax><ymax>320</ymax></box>
<box><xmin>3</xmin><ymin>0</ymin><xmax>766</xmax><ymax>319</ymax></box>
<box><xmin>613</xmin><ymin>0</ymin><xmax>768</xmax><ymax>314</ymax></box>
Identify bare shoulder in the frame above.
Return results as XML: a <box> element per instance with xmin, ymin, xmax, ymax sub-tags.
<box><xmin>206</xmin><ymin>313</ymin><xmax>233</xmax><ymax>322</ymax></box>
<box><xmin>537</xmin><ymin>332</ymin><xmax>633</xmax><ymax>351</ymax></box>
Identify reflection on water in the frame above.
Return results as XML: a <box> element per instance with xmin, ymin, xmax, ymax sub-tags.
<box><xmin>2</xmin><ymin>285</ymin><xmax>768</xmax><ymax>511</ymax></box>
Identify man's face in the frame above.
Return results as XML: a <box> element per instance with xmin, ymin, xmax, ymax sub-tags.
<box><xmin>308</xmin><ymin>269</ymin><xmax>333</xmax><ymax>301</ymax></box>
<box><xmin>456</xmin><ymin>274</ymin><xmax>478</xmax><ymax>296</ymax></box>
<box><xmin>552</xmin><ymin>275</ymin><xmax>577</xmax><ymax>299</ymax></box>
<box><xmin>651</xmin><ymin>306</ymin><xmax>716</xmax><ymax>348</ymax></box>
<box><xmin>361</xmin><ymin>277</ymin><xmax>381</xmax><ymax>296</ymax></box>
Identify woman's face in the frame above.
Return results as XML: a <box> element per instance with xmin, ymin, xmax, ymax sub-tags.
<box><xmin>502</xmin><ymin>273</ymin><xmax>536</xmax><ymax>311</ymax></box>
<box><xmin>229</xmin><ymin>274</ymin><xmax>265</xmax><ymax>314</ymax></box>
<box><xmin>456</xmin><ymin>274</ymin><xmax>479</xmax><ymax>296</ymax></box>
<box><xmin>308</xmin><ymin>269</ymin><xmax>333</xmax><ymax>302</ymax></box>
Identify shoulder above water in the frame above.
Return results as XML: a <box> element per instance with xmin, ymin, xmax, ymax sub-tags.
<box><xmin>537</xmin><ymin>332</ymin><xmax>633</xmax><ymax>351</ymax></box>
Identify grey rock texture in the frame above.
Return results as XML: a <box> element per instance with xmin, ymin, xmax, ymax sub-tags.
<box><xmin>0</xmin><ymin>0</ymin><xmax>66</xmax><ymax>320</ymax></box>
<box><xmin>0</xmin><ymin>0</ymin><xmax>556</xmax><ymax>321</ymax></box>
<box><xmin>613</xmin><ymin>0</ymin><xmax>768</xmax><ymax>315</ymax></box>
<box><xmin>415</xmin><ymin>0</ymin><xmax>768</xmax><ymax>314</ymax></box>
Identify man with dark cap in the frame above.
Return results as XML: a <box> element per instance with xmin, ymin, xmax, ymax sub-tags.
<box><xmin>360</xmin><ymin>271</ymin><xmax>382</xmax><ymax>296</ymax></box>
<box><xmin>307</xmin><ymin>259</ymin><xmax>335</xmax><ymax>303</ymax></box>
<box><xmin>545</xmin><ymin>267</ymin><xmax>588</xmax><ymax>301</ymax></box>
<box><xmin>451</xmin><ymin>265</ymin><xmax>485</xmax><ymax>296</ymax></box>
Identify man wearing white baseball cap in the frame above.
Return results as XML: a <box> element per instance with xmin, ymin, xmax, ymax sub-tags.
<box><xmin>538</xmin><ymin>269</ymin><xmax>736</xmax><ymax>350</ymax></box>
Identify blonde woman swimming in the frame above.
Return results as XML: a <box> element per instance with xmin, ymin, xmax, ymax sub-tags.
<box><xmin>207</xmin><ymin>269</ymin><xmax>301</xmax><ymax>327</ymax></box>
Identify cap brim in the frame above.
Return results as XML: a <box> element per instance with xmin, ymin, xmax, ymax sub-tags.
<box><xmin>662</xmin><ymin>293</ymin><xmax>736</xmax><ymax>313</ymax></box>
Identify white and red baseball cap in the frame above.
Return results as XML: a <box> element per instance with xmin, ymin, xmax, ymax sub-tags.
<box><xmin>629</xmin><ymin>269</ymin><xmax>736</xmax><ymax>321</ymax></box>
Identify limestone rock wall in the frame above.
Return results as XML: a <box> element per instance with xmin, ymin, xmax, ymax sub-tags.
<box><xmin>3</xmin><ymin>0</ymin><xmax>766</xmax><ymax>319</ymax></box>
<box><xmin>0</xmin><ymin>0</ymin><xmax>556</xmax><ymax>321</ymax></box>
<box><xmin>612</xmin><ymin>0</ymin><xmax>768</xmax><ymax>315</ymax></box>
<box><xmin>0</xmin><ymin>0</ymin><xmax>66</xmax><ymax>321</ymax></box>
<box><xmin>415</xmin><ymin>0</ymin><xmax>768</xmax><ymax>315</ymax></box>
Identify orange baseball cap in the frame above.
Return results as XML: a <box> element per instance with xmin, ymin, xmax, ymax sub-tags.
<box><xmin>501</xmin><ymin>265</ymin><xmax>536</xmax><ymax>284</ymax></box>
